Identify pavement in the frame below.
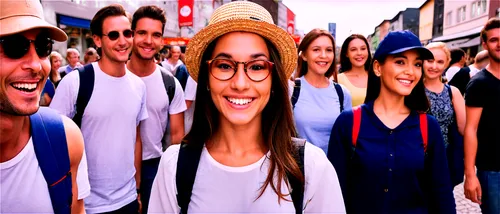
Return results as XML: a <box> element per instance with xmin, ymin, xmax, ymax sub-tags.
<box><xmin>454</xmin><ymin>182</ymin><xmax>482</xmax><ymax>214</ymax></box>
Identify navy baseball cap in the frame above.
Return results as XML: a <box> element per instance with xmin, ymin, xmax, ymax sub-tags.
<box><xmin>374</xmin><ymin>30</ymin><xmax>434</xmax><ymax>61</ymax></box>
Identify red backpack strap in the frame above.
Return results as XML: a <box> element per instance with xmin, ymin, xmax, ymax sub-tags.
<box><xmin>419</xmin><ymin>113</ymin><xmax>428</xmax><ymax>152</ymax></box>
<box><xmin>352</xmin><ymin>106</ymin><xmax>362</xmax><ymax>147</ymax></box>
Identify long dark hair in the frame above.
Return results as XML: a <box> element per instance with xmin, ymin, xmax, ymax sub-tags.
<box><xmin>364</xmin><ymin>55</ymin><xmax>430</xmax><ymax>112</ymax></box>
<box><xmin>297</xmin><ymin>29</ymin><xmax>337</xmax><ymax>82</ymax></box>
<box><xmin>183</xmin><ymin>37</ymin><xmax>303</xmax><ymax>201</ymax></box>
<box><xmin>340</xmin><ymin>34</ymin><xmax>372</xmax><ymax>72</ymax></box>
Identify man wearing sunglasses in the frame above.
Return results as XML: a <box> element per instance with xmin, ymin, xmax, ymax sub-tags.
<box><xmin>126</xmin><ymin>6</ymin><xmax>187</xmax><ymax>214</ymax></box>
<box><xmin>0</xmin><ymin>0</ymin><xmax>90</xmax><ymax>213</ymax></box>
<box><xmin>50</xmin><ymin>4</ymin><xmax>148</xmax><ymax>214</ymax></box>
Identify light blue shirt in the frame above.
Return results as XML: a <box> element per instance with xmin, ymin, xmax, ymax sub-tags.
<box><xmin>293</xmin><ymin>76</ymin><xmax>352</xmax><ymax>154</ymax></box>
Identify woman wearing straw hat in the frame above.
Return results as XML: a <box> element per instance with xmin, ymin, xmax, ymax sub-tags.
<box><xmin>148</xmin><ymin>1</ymin><xmax>345</xmax><ymax>213</ymax></box>
<box><xmin>327</xmin><ymin>31</ymin><xmax>456</xmax><ymax>213</ymax></box>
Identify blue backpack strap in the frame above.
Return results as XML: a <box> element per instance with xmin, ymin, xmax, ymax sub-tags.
<box><xmin>289</xmin><ymin>138</ymin><xmax>306</xmax><ymax>214</ymax></box>
<box><xmin>73</xmin><ymin>64</ymin><xmax>95</xmax><ymax>128</ymax></box>
<box><xmin>159</xmin><ymin>66</ymin><xmax>176</xmax><ymax>106</ymax></box>
<box><xmin>176</xmin><ymin>143</ymin><xmax>204</xmax><ymax>214</ymax></box>
<box><xmin>175</xmin><ymin>65</ymin><xmax>189</xmax><ymax>90</ymax></box>
<box><xmin>30</xmin><ymin>107</ymin><xmax>72</xmax><ymax>214</ymax></box>
<box><xmin>291</xmin><ymin>79</ymin><xmax>301</xmax><ymax>109</ymax></box>
<box><xmin>333</xmin><ymin>82</ymin><xmax>344</xmax><ymax>112</ymax></box>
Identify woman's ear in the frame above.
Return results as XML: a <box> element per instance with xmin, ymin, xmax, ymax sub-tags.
<box><xmin>300</xmin><ymin>52</ymin><xmax>307</xmax><ymax>62</ymax></box>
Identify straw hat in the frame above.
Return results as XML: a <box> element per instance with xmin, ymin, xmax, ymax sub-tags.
<box><xmin>0</xmin><ymin>0</ymin><xmax>67</xmax><ymax>41</ymax></box>
<box><xmin>185</xmin><ymin>1</ymin><xmax>298</xmax><ymax>82</ymax></box>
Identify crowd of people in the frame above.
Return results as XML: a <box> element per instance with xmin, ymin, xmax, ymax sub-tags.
<box><xmin>1</xmin><ymin>0</ymin><xmax>499</xmax><ymax>213</ymax></box>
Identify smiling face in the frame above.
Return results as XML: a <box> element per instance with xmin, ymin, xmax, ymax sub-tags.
<box><xmin>347</xmin><ymin>38</ymin><xmax>369</xmax><ymax>68</ymax></box>
<box><xmin>424</xmin><ymin>48</ymin><xmax>448</xmax><ymax>80</ymax></box>
<box><xmin>301</xmin><ymin>36</ymin><xmax>334</xmax><ymax>76</ymax></box>
<box><xmin>132</xmin><ymin>18</ymin><xmax>163</xmax><ymax>60</ymax></box>
<box><xmin>93</xmin><ymin>15</ymin><xmax>132</xmax><ymax>63</ymax></box>
<box><xmin>208</xmin><ymin>32</ymin><xmax>272</xmax><ymax>126</ymax></box>
<box><xmin>483</xmin><ymin>28</ymin><xmax>500</xmax><ymax>63</ymax></box>
<box><xmin>170</xmin><ymin>46</ymin><xmax>181</xmax><ymax>61</ymax></box>
<box><xmin>374</xmin><ymin>50</ymin><xmax>423</xmax><ymax>97</ymax></box>
<box><xmin>67</xmin><ymin>51</ymin><xmax>80</xmax><ymax>67</ymax></box>
<box><xmin>50</xmin><ymin>54</ymin><xmax>63</xmax><ymax>72</ymax></box>
<box><xmin>0</xmin><ymin>29</ymin><xmax>50</xmax><ymax>116</ymax></box>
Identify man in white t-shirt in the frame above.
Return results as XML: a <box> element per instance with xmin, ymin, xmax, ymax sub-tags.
<box><xmin>469</xmin><ymin>50</ymin><xmax>489</xmax><ymax>77</ymax></box>
<box><xmin>127</xmin><ymin>6</ymin><xmax>187</xmax><ymax>213</ymax></box>
<box><xmin>445</xmin><ymin>48</ymin><xmax>466</xmax><ymax>82</ymax></box>
<box><xmin>161</xmin><ymin>45</ymin><xmax>183</xmax><ymax>75</ymax></box>
<box><xmin>50</xmin><ymin>4</ymin><xmax>148</xmax><ymax>213</ymax></box>
<box><xmin>0</xmin><ymin>0</ymin><xmax>90</xmax><ymax>213</ymax></box>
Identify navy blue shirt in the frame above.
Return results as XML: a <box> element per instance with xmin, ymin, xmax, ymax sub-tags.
<box><xmin>327</xmin><ymin>102</ymin><xmax>455</xmax><ymax>214</ymax></box>
<box><xmin>42</xmin><ymin>79</ymin><xmax>55</xmax><ymax>98</ymax></box>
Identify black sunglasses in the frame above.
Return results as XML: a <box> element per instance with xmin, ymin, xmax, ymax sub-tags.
<box><xmin>0</xmin><ymin>34</ymin><xmax>53</xmax><ymax>59</ymax></box>
<box><xmin>102</xmin><ymin>30</ymin><xmax>134</xmax><ymax>41</ymax></box>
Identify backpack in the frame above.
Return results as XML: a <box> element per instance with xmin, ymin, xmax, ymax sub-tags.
<box><xmin>175</xmin><ymin>138</ymin><xmax>306</xmax><ymax>214</ymax></box>
<box><xmin>291</xmin><ymin>79</ymin><xmax>344</xmax><ymax>112</ymax></box>
<box><xmin>444</xmin><ymin>85</ymin><xmax>465</xmax><ymax>187</ymax></box>
<box><xmin>73</xmin><ymin>64</ymin><xmax>176</xmax><ymax>127</ymax></box>
<box><xmin>30</xmin><ymin>107</ymin><xmax>72</xmax><ymax>214</ymax></box>
<box><xmin>160</xmin><ymin>62</ymin><xmax>189</xmax><ymax>90</ymax></box>
<box><xmin>351</xmin><ymin>106</ymin><xmax>428</xmax><ymax>152</ymax></box>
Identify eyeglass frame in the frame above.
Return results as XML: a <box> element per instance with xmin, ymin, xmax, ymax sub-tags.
<box><xmin>102</xmin><ymin>29</ymin><xmax>134</xmax><ymax>41</ymax></box>
<box><xmin>206</xmin><ymin>58</ymin><xmax>275</xmax><ymax>82</ymax></box>
<box><xmin>0</xmin><ymin>34</ymin><xmax>54</xmax><ymax>59</ymax></box>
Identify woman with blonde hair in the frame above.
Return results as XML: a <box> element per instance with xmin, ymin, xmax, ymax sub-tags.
<box><xmin>423</xmin><ymin>42</ymin><xmax>466</xmax><ymax>187</ymax></box>
<box><xmin>148</xmin><ymin>2</ymin><xmax>345</xmax><ymax>213</ymax></box>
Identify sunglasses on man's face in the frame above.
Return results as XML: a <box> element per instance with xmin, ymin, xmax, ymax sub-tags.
<box><xmin>102</xmin><ymin>29</ymin><xmax>134</xmax><ymax>41</ymax></box>
<box><xmin>0</xmin><ymin>34</ymin><xmax>53</xmax><ymax>59</ymax></box>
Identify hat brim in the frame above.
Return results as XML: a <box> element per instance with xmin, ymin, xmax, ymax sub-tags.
<box><xmin>0</xmin><ymin>16</ymin><xmax>68</xmax><ymax>42</ymax></box>
<box><xmin>389</xmin><ymin>46</ymin><xmax>434</xmax><ymax>60</ymax></box>
<box><xmin>185</xmin><ymin>19</ymin><xmax>298</xmax><ymax>82</ymax></box>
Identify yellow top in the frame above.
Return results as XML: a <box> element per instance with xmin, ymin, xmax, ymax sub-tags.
<box><xmin>337</xmin><ymin>73</ymin><xmax>367</xmax><ymax>107</ymax></box>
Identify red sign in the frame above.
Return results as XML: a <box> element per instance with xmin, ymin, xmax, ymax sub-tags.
<box><xmin>178</xmin><ymin>0</ymin><xmax>194</xmax><ymax>27</ymax></box>
<box><xmin>286</xmin><ymin>8</ymin><xmax>295</xmax><ymax>35</ymax></box>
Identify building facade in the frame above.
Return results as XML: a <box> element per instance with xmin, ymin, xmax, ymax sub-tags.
<box><xmin>433</xmin><ymin>0</ymin><xmax>445</xmax><ymax>38</ymax></box>
<box><xmin>435</xmin><ymin>0</ymin><xmax>490</xmax><ymax>57</ymax></box>
<box><xmin>419</xmin><ymin>0</ymin><xmax>435</xmax><ymax>44</ymax></box>
<box><xmin>42</xmin><ymin>0</ymin><xmax>181</xmax><ymax>58</ymax></box>
<box><xmin>389</xmin><ymin>8</ymin><xmax>420</xmax><ymax>36</ymax></box>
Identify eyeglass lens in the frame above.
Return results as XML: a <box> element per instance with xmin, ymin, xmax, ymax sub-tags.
<box><xmin>0</xmin><ymin>34</ymin><xmax>53</xmax><ymax>59</ymax></box>
<box><xmin>104</xmin><ymin>30</ymin><xmax>134</xmax><ymax>41</ymax></box>
<box><xmin>209</xmin><ymin>59</ymin><xmax>272</xmax><ymax>81</ymax></box>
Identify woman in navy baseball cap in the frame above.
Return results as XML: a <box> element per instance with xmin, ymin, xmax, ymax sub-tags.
<box><xmin>328</xmin><ymin>31</ymin><xmax>456</xmax><ymax>213</ymax></box>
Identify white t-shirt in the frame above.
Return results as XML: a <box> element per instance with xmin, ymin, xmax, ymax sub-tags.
<box><xmin>148</xmin><ymin>143</ymin><xmax>346</xmax><ymax>213</ymax></box>
<box><xmin>50</xmin><ymin>62</ymin><xmax>148</xmax><ymax>213</ymax></box>
<box><xmin>140</xmin><ymin>66</ymin><xmax>187</xmax><ymax>160</ymax></box>
<box><xmin>0</xmin><ymin>138</ymin><xmax>91</xmax><ymax>213</ymax></box>
<box><xmin>161</xmin><ymin>59</ymin><xmax>183</xmax><ymax>76</ymax></box>
<box><xmin>183</xmin><ymin>76</ymin><xmax>197</xmax><ymax>133</ymax></box>
<box><xmin>445</xmin><ymin>66</ymin><xmax>461</xmax><ymax>82</ymax></box>
<box><xmin>469</xmin><ymin>65</ymin><xmax>481</xmax><ymax>77</ymax></box>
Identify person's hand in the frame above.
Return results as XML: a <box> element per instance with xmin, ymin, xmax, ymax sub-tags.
<box><xmin>464</xmin><ymin>174</ymin><xmax>482</xmax><ymax>204</ymax></box>
<box><xmin>137</xmin><ymin>193</ymin><xmax>142</xmax><ymax>213</ymax></box>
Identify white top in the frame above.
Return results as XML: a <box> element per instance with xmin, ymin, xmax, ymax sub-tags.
<box><xmin>139</xmin><ymin>66</ymin><xmax>187</xmax><ymax>160</ymax></box>
<box><xmin>148</xmin><ymin>143</ymin><xmax>346</xmax><ymax>213</ymax></box>
<box><xmin>49</xmin><ymin>62</ymin><xmax>148</xmax><ymax>213</ymax></box>
<box><xmin>0</xmin><ymin>138</ymin><xmax>91</xmax><ymax>213</ymax></box>
<box><xmin>184</xmin><ymin>76</ymin><xmax>197</xmax><ymax>133</ymax></box>
<box><xmin>161</xmin><ymin>60</ymin><xmax>183</xmax><ymax>76</ymax></box>
<box><xmin>469</xmin><ymin>65</ymin><xmax>481</xmax><ymax>77</ymax></box>
<box><xmin>445</xmin><ymin>66</ymin><xmax>461</xmax><ymax>82</ymax></box>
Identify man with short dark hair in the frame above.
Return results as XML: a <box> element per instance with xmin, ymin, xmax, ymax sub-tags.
<box><xmin>50</xmin><ymin>4</ymin><xmax>148</xmax><ymax>213</ymax></box>
<box><xmin>0</xmin><ymin>0</ymin><xmax>89</xmax><ymax>213</ymax></box>
<box><xmin>127</xmin><ymin>5</ymin><xmax>187</xmax><ymax>213</ymax></box>
<box><xmin>446</xmin><ymin>48</ymin><xmax>466</xmax><ymax>82</ymax></box>
<box><xmin>464</xmin><ymin>17</ymin><xmax>500</xmax><ymax>214</ymax></box>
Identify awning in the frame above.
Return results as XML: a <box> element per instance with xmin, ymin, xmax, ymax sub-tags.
<box><xmin>445</xmin><ymin>36</ymin><xmax>481</xmax><ymax>49</ymax></box>
<box><xmin>432</xmin><ymin>26</ymin><xmax>483</xmax><ymax>42</ymax></box>
<box><xmin>58</xmin><ymin>15</ymin><xmax>91</xmax><ymax>29</ymax></box>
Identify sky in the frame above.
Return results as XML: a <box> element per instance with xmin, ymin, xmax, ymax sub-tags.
<box><xmin>283</xmin><ymin>0</ymin><xmax>426</xmax><ymax>45</ymax></box>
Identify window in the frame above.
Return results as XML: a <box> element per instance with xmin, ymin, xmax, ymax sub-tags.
<box><xmin>471</xmin><ymin>0</ymin><xmax>487</xmax><ymax>18</ymax></box>
<box><xmin>457</xmin><ymin>6</ymin><xmax>466</xmax><ymax>23</ymax></box>
<box><xmin>446</xmin><ymin>11</ymin><xmax>452</xmax><ymax>26</ymax></box>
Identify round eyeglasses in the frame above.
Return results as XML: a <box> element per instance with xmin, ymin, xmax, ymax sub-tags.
<box><xmin>206</xmin><ymin>58</ymin><xmax>274</xmax><ymax>82</ymax></box>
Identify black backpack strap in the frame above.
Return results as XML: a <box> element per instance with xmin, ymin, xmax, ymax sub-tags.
<box><xmin>289</xmin><ymin>137</ymin><xmax>306</xmax><ymax>214</ymax></box>
<box><xmin>333</xmin><ymin>82</ymin><xmax>344</xmax><ymax>112</ymax></box>
<box><xmin>159</xmin><ymin>66</ymin><xmax>176</xmax><ymax>106</ymax></box>
<box><xmin>73</xmin><ymin>64</ymin><xmax>95</xmax><ymax>128</ymax></box>
<box><xmin>175</xmin><ymin>65</ymin><xmax>189</xmax><ymax>90</ymax></box>
<box><xmin>30</xmin><ymin>107</ymin><xmax>72</xmax><ymax>214</ymax></box>
<box><xmin>291</xmin><ymin>79</ymin><xmax>301</xmax><ymax>109</ymax></box>
<box><xmin>176</xmin><ymin>143</ymin><xmax>204</xmax><ymax>214</ymax></box>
